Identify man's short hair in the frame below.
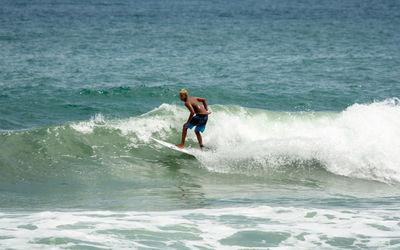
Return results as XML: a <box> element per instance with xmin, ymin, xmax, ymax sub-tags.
<box><xmin>179</xmin><ymin>89</ymin><xmax>188</xmax><ymax>95</ymax></box>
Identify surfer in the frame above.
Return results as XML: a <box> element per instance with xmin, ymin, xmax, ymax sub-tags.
<box><xmin>176</xmin><ymin>89</ymin><xmax>211</xmax><ymax>151</ymax></box>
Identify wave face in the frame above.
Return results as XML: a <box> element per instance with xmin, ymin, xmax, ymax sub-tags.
<box><xmin>1</xmin><ymin>98</ymin><xmax>399</xmax><ymax>185</ymax></box>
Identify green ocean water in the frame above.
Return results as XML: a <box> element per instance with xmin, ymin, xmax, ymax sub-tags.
<box><xmin>1</xmin><ymin>0</ymin><xmax>400</xmax><ymax>249</ymax></box>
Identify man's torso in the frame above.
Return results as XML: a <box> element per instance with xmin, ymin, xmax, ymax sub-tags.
<box><xmin>186</xmin><ymin>97</ymin><xmax>208</xmax><ymax>115</ymax></box>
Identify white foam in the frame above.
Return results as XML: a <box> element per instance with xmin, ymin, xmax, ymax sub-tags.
<box><xmin>0</xmin><ymin>205</ymin><xmax>399</xmax><ymax>249</ymax></box>
<box><xmin>70</xmin><ymin>113</ymin><xmax>106</xmax><ymax>134</ymax></box>
<box><xmin>198</xmin><ymin>98</ymin><xmax>400</xmax><ymax>183</ymax></box>
<box><xmin>114</xmin><ymin>104</ymin><xmax>185</xmax><ymax>143</ymax></box>
<box><xmin>69</xmin><ymin>99</ymin><xmax>400</xmax><ymax>183</ymax></box>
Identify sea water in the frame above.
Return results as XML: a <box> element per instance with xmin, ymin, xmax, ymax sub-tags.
<box><xmin>1</xmin><ymin>0</ymin><xmax>400</xmax><ymax>249</ymax></box>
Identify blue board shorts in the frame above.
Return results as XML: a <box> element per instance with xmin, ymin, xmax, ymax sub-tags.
<box><xmin>186</xmin><ymin>114</ymin><xmax>208</xmax><ymax>133</ymax></box>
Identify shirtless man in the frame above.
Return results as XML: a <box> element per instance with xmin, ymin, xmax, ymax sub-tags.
<box><xmin>176</xmin><ymin>89</ymin><xmax>211</xmax><ymax>151</ymax></box>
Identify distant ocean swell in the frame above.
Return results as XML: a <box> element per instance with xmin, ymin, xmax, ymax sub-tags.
<box><xmin>1</xmin><ymin>98</ymin><xmax>399</xmax><ymax>183</ymax></box>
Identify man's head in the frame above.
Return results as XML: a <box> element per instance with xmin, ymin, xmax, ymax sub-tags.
<box><xmin>179</xmin><ymin>89</ymin><xmax>188</xmax><ymax>101</ymax></box>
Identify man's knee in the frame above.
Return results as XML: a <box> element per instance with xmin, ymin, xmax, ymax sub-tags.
<box><xmin>195</xmin><ymin>131</ymin><xmax>201</xmax><ymax>135</ymax></box>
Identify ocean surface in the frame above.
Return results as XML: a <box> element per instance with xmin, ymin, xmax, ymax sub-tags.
<box><xmin>1</xmin><ymin>0</ymin><xmax>400</xmax><ymax>249</ymax></box>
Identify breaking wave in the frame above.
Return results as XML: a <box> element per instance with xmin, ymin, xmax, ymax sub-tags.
<box><xmin>1</xmin><ymin>98</ymin><xmax>399</xmax><ymax>183</ymax></box>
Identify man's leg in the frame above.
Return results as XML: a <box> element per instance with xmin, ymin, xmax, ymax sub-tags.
<box><xmin>176</xmin><ymin>127</ymin><xmax>188</xmax><ymax>148</ymax></box>
<box><xmin>195</xmin><ymin>131</ymin><xmax>204</xmax><ymax>151</ymax></box>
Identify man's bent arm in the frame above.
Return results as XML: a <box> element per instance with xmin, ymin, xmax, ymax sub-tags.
<box><xmin>197</xmin><ymin>97</ymin><xmax>208</xmax><ymax>111</ymax></box>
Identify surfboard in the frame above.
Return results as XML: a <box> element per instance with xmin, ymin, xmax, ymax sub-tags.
<box><xmin>151</xmin><ymin>138</ymin><xmax>195</xmax><ymax>156</ymax></box>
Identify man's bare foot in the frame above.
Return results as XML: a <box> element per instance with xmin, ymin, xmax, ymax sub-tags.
<box><xmin>176</xmin><ymin>144</ymin><xmax>184</xmax><ymax>149</ymax></box>
<box><xmin>206</xmin><ymin>111</ymin><xmax>212</xmax><ymax>114</ymax></box>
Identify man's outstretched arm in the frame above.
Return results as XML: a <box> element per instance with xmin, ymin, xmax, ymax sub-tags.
<box><xmin>185</xmin><ymin>102</ymin><xmax>195</xmax><ymax>125</ymax></box>
<box><xmin>176</xmin><ymin>103</ymin><xmax>195</xmax><ymax>148</ymax></box>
